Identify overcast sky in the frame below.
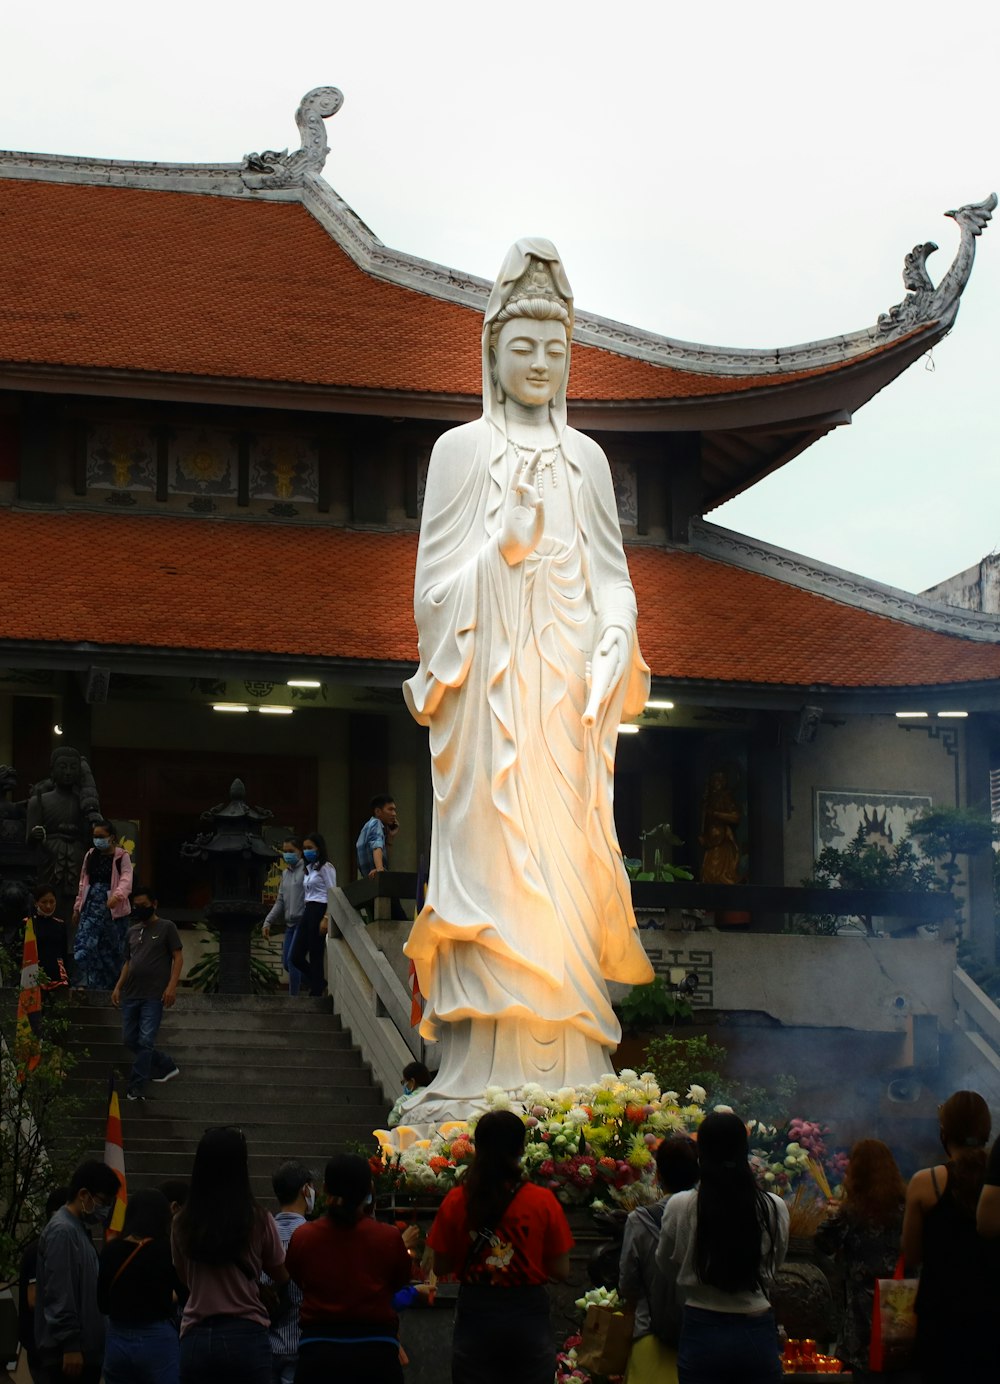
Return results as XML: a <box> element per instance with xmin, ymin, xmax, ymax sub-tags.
<box><xmin>4</xmin><ymin>0</ymin><xmax>997</xmax><ymax>594</ymax></box>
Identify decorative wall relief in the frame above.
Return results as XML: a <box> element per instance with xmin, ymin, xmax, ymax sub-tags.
<box><xmin>86</xmin><ymin>425</ymin><xmax>156</xmax><ymax>491</ymax></box>
<box><xmin>609</xmin><ymin>458</ymin><xmax>637</xmax><ymax>526</ymax></box>
<box><xmin>170</xmin><ymin>428</ymin><xmax>237</xmax><ymax>496</ymax></box>
<box><xmin>249</xmin><ymin>435</ymin><xmax>319</xmax><ymax>503</ymax></box>
<box><xmin>814</xmin><ymin>790</ymin><xmax>932</xmax><ymax>857</ymax></box>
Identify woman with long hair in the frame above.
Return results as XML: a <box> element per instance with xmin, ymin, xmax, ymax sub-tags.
<box><xmin>99</xmin><ymin>1189</ymin><xmax>180</xmax><ymax>1384</ymax></box>
<box><xmin>72</xmin><ymin>818</ymin><xmax>133</xmax><ymax>989</ymax></box>
<box><xmin>815</xmin><ymin>1139</ymin><xmax>907</xmax><ymax>1381</ymax></box>
<box><xmin>290</xmin><ymin>832</ymin><xmax>337</xmax><ymax>997</ymax></box>
<box><xmin>902</xmin><ymin>1090</ymin><xmax>1000</xmax><ymax>1381</ymax></box>
<box><xmin>171</xmin><ymin>1127</ymin><xmax>288</xmax><ymax>1384</ymax></box>
<box><xmin>427</xmin><ymin>1109</ymin><xmax>573</xmax><ymax>1384</ymax></box>
<box><xmin>656</xmin><ymin>1111</ymin><xmax>788</xmax><ymax>1384</ymax></box>
<box><xmin>284</xmin><ymin>1153</ymin><xmax>411</xmax><ymax>1384</ymax></box>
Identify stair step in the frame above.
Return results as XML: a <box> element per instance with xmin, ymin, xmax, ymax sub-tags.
<box><xmin>71</xmin><ymin>1049</ymin><xmax>365</xmax><ymax>1075</ymax></box>
<box><xmin>67</xmin><ymin>1025</ymin><xmax>353</xmax><ymax>1048</ymax></box>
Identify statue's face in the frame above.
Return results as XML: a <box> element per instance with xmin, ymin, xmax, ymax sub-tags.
<box><xmin>495</xmin><ymin>317</ymin><xmax>567</xmax><ymax>408</ymax></box>
<box><xmin>52</xmin><ymin>752</ymin><xmax>82</xmax><ymax>787</ymax></box>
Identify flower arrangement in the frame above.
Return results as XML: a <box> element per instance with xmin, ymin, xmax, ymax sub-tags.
<box><xmin>371</xmin><ymin>1072</ymin><xmax>843</xmax><ymax>1211</ymax></box>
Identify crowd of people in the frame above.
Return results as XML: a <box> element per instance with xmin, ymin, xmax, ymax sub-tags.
<box><xmin>16</xmin><ymin>1089</ymin><xmax>1000</xmax><ymax>1384</ymax></box>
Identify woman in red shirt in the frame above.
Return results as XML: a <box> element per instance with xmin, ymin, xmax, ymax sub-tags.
<box><xmin>428</xmin><ymin>1110</ymin><xmax>574</xmax><ymax>1384</ymax></box>
<box><xmin>285</xmin><ymin>1154</ymin><xmax>412</xmax><ymax>1384</ymax></box>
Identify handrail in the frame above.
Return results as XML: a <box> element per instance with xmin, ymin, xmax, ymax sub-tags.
<box><xmin>326</xmin><ymin>887</ymin><xmax>420</xmax><ymax>1099</ymax></box>
<box><xmin>953</xmin><ymin>965</ymin><xmax>1000</xmax><ymax>1055</ymax></box>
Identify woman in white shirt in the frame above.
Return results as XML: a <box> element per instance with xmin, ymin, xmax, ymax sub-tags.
<box><xmin>290</xmin><ymin>833</ymin><xmax>337</xmax><ymax>997</ymax></box>
<box><xmin>656</xmin><ymin>1112</ymin><xmax>788</xmax><ymax>1384</ymax></box>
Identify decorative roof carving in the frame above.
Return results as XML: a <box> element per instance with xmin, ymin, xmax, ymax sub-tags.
<box><xmin>0</xmin><ymin>88</ymin><xmax>992</xmax><ymax>384</ymax></box>
<box><xmin>242</xmin><ymin>86</ymin><xmax>344</xmax><ymax>189</ymax></box>
<box><xmin>878</xmin><ymin>194</ymin><xmax>996</xmax><ymax>334</ymax></box>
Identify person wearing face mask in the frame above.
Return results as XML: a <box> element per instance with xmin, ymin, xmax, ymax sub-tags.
<box><xmin>72</xmin><ymin>819</ymin><xmax>133</xmax><ymax>990</ymax></box>
<box><xmin>263</xmin><ymin>1162</ymin><xmax>316</xmax><ymax>1384</ymax></box>
<box><xmin>284</xmin><ymin>1154</ymin><xmax>412</xmax><ymax>1384</ymax></box>
<box><xmin>386</xmin><ymin>1061</ymin><xmax>433</xmax><ymax>1128</ymax></box>
<box><xmin>34</xmin><ymin>1159</ymin><xmax>123</xmax><ymax>1384</ymax></box>
<box><xmin>111</xmin><ymin>886</ymin><xmax>183</xmax><ymax>1102</ymax></box>
<box><xmin>261</xmin><ymin>839</ymin><xmax>307</xmax><ymax>997</ymax></box>
<box><xmin>290</xmin><ymin>833</ymin><xmax>337</xmax><ymax>998</ymax></box>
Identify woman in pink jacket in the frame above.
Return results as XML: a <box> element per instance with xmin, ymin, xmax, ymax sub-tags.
<box><xmin>73</xmin><ymin>819</ymin><xmax>133</xmax><ymax>990</ymax></box>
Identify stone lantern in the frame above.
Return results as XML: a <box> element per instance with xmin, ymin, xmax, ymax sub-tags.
<box><xmin>181</xmin><ymin>778</ymin><xmax>274</xmax><ymax>994</ymax></box>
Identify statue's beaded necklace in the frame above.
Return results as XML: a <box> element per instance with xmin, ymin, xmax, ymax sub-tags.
<box><xmin>509</xmin><ymin>438</ymin><xmax>560</xmax><ymax>495</ymax></box>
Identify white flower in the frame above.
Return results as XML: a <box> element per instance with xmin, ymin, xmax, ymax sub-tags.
<box><xmin>713</xmin><ymin>1104</ymin><xmax>735</xmax><ymax>1115</ymax></box>
<box><xmin>488</xmin><ymin>1092</ymin><xmax>511</xmax><ymax>1111</ymax></box>
<box><xmin>519</xmin><ymin>1083</ymin><xmax>547</xmax><ymax>1105</ymax></box>
<box><xmin>599</xmin><ymin>1074</ymin><xmax>619</xmax><ymax>1089</ymax></box>
<box><xmin>663</xmin><ymin>1090</ymin><xmax>680</xmax><ymax>1104</ymax></box>
<box><xmin>617</xmin><ymin>1068</ymin><xmax>639</xmax><ymax>1085</ymax></box>
<box><xmin>686</xmin><ymin>1084</ymin><xmax>707</xmax><ymax>1105</ymax></box>
<box><xmin>567</xmin><ymin>1107</ymin><xmax>590</xmax><ymax>1125</ymax></box>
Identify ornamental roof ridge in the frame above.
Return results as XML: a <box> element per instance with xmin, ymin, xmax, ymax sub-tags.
<box><xmin>0</xmin><ymin>86</ymin><xmax>992</xmax><ymax>381</ymax></box>
<box><xmin>691</xmin><ymin>519</ymin><xmax>1000</xmax><ymax>645</ymax></box>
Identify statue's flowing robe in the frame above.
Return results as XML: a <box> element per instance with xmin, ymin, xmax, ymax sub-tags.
<box><xmin>404</xmin><ymin>418</ymin><xmax>653</xmax><ymax>1073</ymax></box>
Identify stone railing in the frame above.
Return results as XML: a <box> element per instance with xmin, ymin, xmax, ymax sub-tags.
<box><xmin>952</xmin><ymin>965</ymin><xmax>1000</xmax><ymax>1100</ymax></box>
<box><xmin>326</xmin><ymin>887</ymin><xmax>420</xmax><ymax>1101</ymax></box>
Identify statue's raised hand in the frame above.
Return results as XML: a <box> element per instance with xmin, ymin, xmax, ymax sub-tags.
<box><xmin>499</xmin><ymin>451</ymin><xmax>544</xmax><ymax>566</ymax></box>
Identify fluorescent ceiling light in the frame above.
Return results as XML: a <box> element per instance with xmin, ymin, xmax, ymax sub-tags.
<box><xmin>212</xmin><ymin>703</ymin><xmax>250</xmax><ymax>713</ymax></box>
<box><xmin>895</xmin><ymin>711</ymin><xmax>928</xmax><ymax>719</ymax></box>
<box><xmin>259</xmin><ymin>706</ymin><xmax>294</xmax><ymax>716</ymax></box>
<box><xmin>287</xmin><ymin>679</ymin><xmax>321</xmax><ymax>688</ymax></box>
<box><xmin>618</xmin><ymin>724</ymin><xmax>640</xmax><ymax>735</ymax></box>
<box><xmin>645</xmin><ymin>699</ymin><xmax>675</xmax><ymax>710</ymax></box>
<box><xmin>938</xmin><ymin>711</ymin><xmax>968</xmax><ymax>718</ymax></box>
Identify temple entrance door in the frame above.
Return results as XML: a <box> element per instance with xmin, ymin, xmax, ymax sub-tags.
<box><xmin>91</xmin><ymin>748</ymin><xmax>317</xmax><ymax>914</ymax></box>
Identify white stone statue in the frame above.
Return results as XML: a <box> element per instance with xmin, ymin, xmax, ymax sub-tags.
<box><xmin>403</xmin><ymin>239</ymin><xmax>653</xmax><ymax>1117</ymax></box>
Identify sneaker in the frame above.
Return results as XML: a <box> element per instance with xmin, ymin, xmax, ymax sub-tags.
<box><xmin>153</xmin><ymin>1066</ymin><xmax>180</xmax><ymax>1084</ymax></box>
<box><xmin>125</xmin><ymin>1089</ymin><xmax>145</xmax><ymax>1102</ymax></box>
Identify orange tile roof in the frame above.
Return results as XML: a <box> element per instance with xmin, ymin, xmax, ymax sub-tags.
<box><xmin>0</xmin><ymin>180</ymin><xmax>917</xmax><ymax>402</ymax></box>
<box><xmin>1</xmin><ymin>508</ymin><xmax>998</xmax><ymax>689</ymax></box>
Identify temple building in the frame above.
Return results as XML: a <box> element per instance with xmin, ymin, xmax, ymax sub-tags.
<box><xmin>1</xmin><ymin>87</ymin><xmax>998</xmax><ymax>963</ymax></box>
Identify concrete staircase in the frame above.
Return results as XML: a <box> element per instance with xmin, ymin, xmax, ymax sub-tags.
<box><xmin>59</xmin><ymin>992</ymin><xmax>389</xmax><ymax>1200</ymax></box>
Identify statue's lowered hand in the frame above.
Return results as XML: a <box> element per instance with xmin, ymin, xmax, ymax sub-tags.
<box><xmin>29</xmin><ymin>825</ymin><xmax>46</xmax><ymax>842</ymax></box>
<box><xmin>583</xmin><ymin>628</ymin><xmax>628</xmax><ymax>726</ymax></box>
<box><xmin>499</xmin><ymin>450</ymin><xmax>544</xmax><ymax>566</ymax></box>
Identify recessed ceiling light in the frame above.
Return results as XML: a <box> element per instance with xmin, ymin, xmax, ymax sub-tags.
<box><xmin>259</xmin><ymin>706</ymin><xmax>294</xmax><ymax>716</ymax></box>
<box><xmin>937</xmin><ymin>711</ymin><xmax>968</xmax><ymax>718</ymax></box>
<box><xmin>645</xmin><ymin>700</ymin><xmax>675</xmax><ymax>710</ymax></box>
<box><xmin>212</xmin><ymin>703</ymin><xmax>250</xmax><ymax>713</ymax></box>
<box><xmin>618</xmin><ymin>724</ymin><xmax>640</xmax><ymax>735</ymax></box>
<box><xmin>287</xmin><ymin>679</ymin><xmax>321</xmax><ymax>689</ymax></box>
<box><xmin>895</xmin><ymin>711</ymin><xmax>928</xmax><ymax>719</ymax></box>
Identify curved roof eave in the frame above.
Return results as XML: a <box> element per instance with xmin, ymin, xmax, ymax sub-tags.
<box><xmin>1</xmin><ymin>80</ymin><xmax>993</xmax><ymax>387</ymax></box>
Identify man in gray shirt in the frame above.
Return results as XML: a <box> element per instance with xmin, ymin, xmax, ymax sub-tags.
<box><xmin>35</xmin><ymin>1160</ymin><xmax>121</xmax><ymax>1383</ymax></box>
<box><xmin>111</xmin><ymin>885</ymin><xmax>183</xmax><ymax>1102</ymax></box>
<box><xmin>262</xmin><ymin>838</ymin><xmax>306</xmax><ymax>996</ymax></box>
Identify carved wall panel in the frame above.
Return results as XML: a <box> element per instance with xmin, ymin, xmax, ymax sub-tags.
<box><xmin>170</xmin><ymin>428</ymin><xmax>238</xmax><ymax>496</ymax></box>
<box><xmin>86</xmin><ymin>424</ymin><xmax>156</xmax><ymax>491</ymax></box>
<box><xmin>249</xmin><ymin>435</ymin><xmax>319</xmax><ymax>502</ymax></box>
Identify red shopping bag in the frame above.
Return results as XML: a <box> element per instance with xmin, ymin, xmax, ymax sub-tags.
<box><xmin>869</xmin><ymin>1255</ymin><xmax>918</xmax><ymax>1371</ymax></box>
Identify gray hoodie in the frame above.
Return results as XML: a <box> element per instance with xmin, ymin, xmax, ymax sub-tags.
<box><xmin>619</xmin><ymin>1198</ymin><xmax>683</xmax><ymax>1343</ymax></box>
<box><xmin>34</xmin><ymin>1207</ymin><xmax>105</xmax><ymax>1359</ymax></box>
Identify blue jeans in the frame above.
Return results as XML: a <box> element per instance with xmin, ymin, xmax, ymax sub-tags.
<box><xmin>179</xmin><ymin>1316</ymin><xmax>271</xmax><ymax>1384</ymax></box>
<box><xmin>104</xmin><ymin>1320</ymin><xmax>179</xmax><ymax>1384</ymax></box>
<box><xmin>282</xmin><ymin>921</ymin><xmax>305</xmax><ymax>997</ymax></box>
<box><xmin>121</xmin><ymin>997</ymin><xmax>174</xmax><ymax>1093</ymax></box>
<box><xmin>678</xmin><ymin>1306</ymin><xmax>781</xmax><ymax>1384</ymax></box>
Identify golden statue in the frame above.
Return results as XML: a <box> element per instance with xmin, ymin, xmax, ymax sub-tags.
<box><xmin>698</xmin><ymin>770</ymin><xmax>742</xmax><ymax>885</ymax></box>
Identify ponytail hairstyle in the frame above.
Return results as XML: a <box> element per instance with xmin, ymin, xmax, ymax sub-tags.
<box><xmin>939</xmin><ymin>1090</ymin><xmax>991</xmax><ymax>1215</ymax></box>
<box><xmin>693</xmin><ymin>1112</ymin><xmax>779</xmax><ymax>1294</ymax></box>
<box><xmin>464</xmin><ymin>1110</ymin><xmax>525</xmax><ymax>1230</ymax></box>
<box><xmin>324</xmin><ymin>1154</ymin><xmax>373</xmax><ymax>1228</ymax></box>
